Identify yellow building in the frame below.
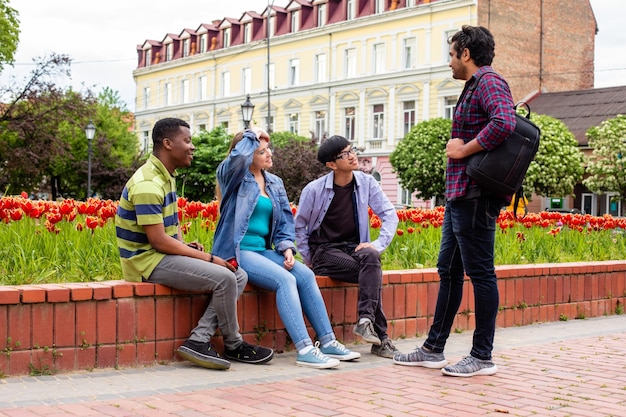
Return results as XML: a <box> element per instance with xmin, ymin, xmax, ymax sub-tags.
<box><xmin>133</xmin><ymin>0</ymin><xmax>596</xmax><ymax>206</ymax></box>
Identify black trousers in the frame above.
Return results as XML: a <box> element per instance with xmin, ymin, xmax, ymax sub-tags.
<box><xmin>311</xmin><ymin>242</ymin><xmax>389</xmax><ymax>340</ymax></box>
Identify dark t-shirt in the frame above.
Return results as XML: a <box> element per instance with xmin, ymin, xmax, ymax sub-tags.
<box><xmin>310</xmin><ymin>179</ymin><xmax>358</xmax><ymax>247</ymax></box>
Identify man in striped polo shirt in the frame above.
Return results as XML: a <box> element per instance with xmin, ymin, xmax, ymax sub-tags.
<box><xmin>115</xmin><ymin>117</ymin><xmax>273</xmax><ymax>370</ymax></box>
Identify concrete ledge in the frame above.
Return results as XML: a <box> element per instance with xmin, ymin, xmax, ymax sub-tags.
<box><xmin>1</xmin><ymin>261</ymin><xmax>625</xmax><ymax>376</ymax></box>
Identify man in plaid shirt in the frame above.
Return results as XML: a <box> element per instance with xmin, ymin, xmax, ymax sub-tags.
<box><xmin>394</xmin><ymin>25</ymin><xmax>515</xmax><ymax>377</ymax></box>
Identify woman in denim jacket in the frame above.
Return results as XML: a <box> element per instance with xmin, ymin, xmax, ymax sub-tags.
<box><xmin>213</xmin><ymin>127</ymin><xmax>360</xmax><ymax>369</ymax></box>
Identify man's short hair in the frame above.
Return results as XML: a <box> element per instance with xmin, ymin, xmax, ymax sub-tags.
<box><xmin>318</xmin><ymin>135</ymin><xmax>351</xmax><ymax>164</ymax></box>
<box><xmin>152</xmin><ymin>118</ymin><xmax>190</xmax><ymax>149</ymax></box>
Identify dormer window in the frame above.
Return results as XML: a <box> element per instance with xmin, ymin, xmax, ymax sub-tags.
<box><xmin>199</xmin><ymin>34</ymin><xmax>207</xmax><ymax>53</ymax></box>
<box><xmin>375</xmin><ymin>0</ymin><xmax>385</xmax><ymax>14</ymax></box>
<box><xmin>347</xmin><ymin>0</ymin><xmax>355</xmax><ymax>20</ymax></box>
<box><xmin>291</xmin><ymin>10</ymin><xmax>299</xmax><ymax>32</ymax></box>
<box><xmin>318</xmin><ymin>4</ymin><xmax>326</xmax><ymax>27</ymax></box>
<box><xmin>183</xmin><ymin>39</ymin><xmax>190</xmax><ymax>57</ymax></box>
<box><xmin>165</xmin><ymin>43</ymin><xmax>173</xmax><ymax>61</ymax></box>
<box><xmin>244</xmin><ymin>23</ymin><xmax>251</xmax><ymax>43</ymax></box>
<box><xmin>145</xmin><ymin>49</ymin><xmax>151</xmax><ymax>66</ymax></box>
<box><xmin>223</xmin><ymin>28</ymin><xmax>231</xmax><ymax>48</ymax></box>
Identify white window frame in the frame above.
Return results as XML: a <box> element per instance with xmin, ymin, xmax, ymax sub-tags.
<box><xmin>291</xmin><ymin>10</ymin><xmax>299</xmax><ymax>32</ymax></box>
<box><xmin>182</xmin><ymin>39</ymin><xmax>190</xmax><ymax>57</ymax></box>
<box><xmin>199</xmin><ymin>34</ymin><xmax>207</xmax><ymax>53</ymax></box>
<box><xmin>345</xmin><ymin>48</ymin><xmax>357</xmax><ymax>79</ymax></box>
<box><xmin>199</xmin><ymin>76</ymin><xmax>207</xmax><ymax>101</ymax></box>
<box><xmin>181</xmin><ymin>79</ymin><xmax>190</xmax><ymax>104</ymax></box>
<box><xmin>265</xmin><ymin>62</ymin><xmax>276</xmax><ymax>90</ymax></box>
<box><xmin>165</xmin><ymin>43</ymin><xmax>173</xmax><ymax>61</ymax></box>
<box><xmin>145</xmin><ymin>49</ymin><xmax>151</xmax><ymax>66</ymax></box>
<box><xmin>223</xmin><ymin>28</ymin><xmax>231</xmax><ymax>48</ymax></box>
<box><xmin>143</xmin><ymin>86</ymin><xmax>150</xmax><ymax>109</ymax></box>
<box><xmin>318</xmin><ymin>4</ymin><xmax>326</xmax><ymax>27</ymax></box>
<box><xmin>445</xmin><ymin>29</ymin><xmax>457</xmax><ymax>63</ymax></box>
<box><xmin>314</xmin><ymin>110</ymin><xmax>327</xmax><ymax>142</ymax></box>
<box><xmin>142</xmin><ymin>130</ymin><xmax>151</xmax><ymax>153</ymax></box>
<box><xmin>315</xmin><ymin>53</ymin><xmax>327</xmax><ymax>83</ymax></box>
<box><xmin>375</xmin><ymin>0</ymin><xmax>385</xmax><ymax>14</ymax></box>
<box><xmin>373</xmin><ymin>43</ymin><xmax>385</xmax><ymax>74</ymax></box>
<box><xmin>606</xmin><ymin>193</ymin><xmax>622</xmax><ymax>216</ymax></box>
<box><xmin>372</xmin><ymin>104</ymin><xmax>385</xmax><ymax>139</ymax></box>
<box><xmin>244</xmin><ymin>23</ymin><xmax>252</xmax><ymax>43</ymax></box>
<box><xmin>347</xmin><ymin>0</ymin><xmax>355</xmax><ymax>20</ymax></box>
<box><xmin>289</xmin><ymin>58</ymin><xmax>300</xmax><ymax>86</ymax></box>
<box><xmin>344</xmin><ymin>107</ymin><xmax>356</xmax><ymax>142</ymax></box>
<box><xmin>164</xmin><ymin>82</ymin><xmax>172</xmax><ymax>106</ymax></box>
<box><xmin>288</xmin><ymin>113</ymin><xmax>299</xmax><ymax>134</ymax></box>
<box><xmin>402</xmin><ymin>100</ymin><xmax>416</xmax><ymax>135</ymax></box>
<box><xmin>222</xmin><ymin>71</ymin><xmax>231</xmax><ymax>97</ymax></box>
<box><xmin>243</xmin><ymin>67</ymin><xmax>252</xmax><ymax>94</ymax></box>
<box><xmin>403</xmin><ymin>37</ymin><xmax>416</xmax><ymax>69</ymax></box>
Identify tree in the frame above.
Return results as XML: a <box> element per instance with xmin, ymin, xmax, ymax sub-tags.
<box><xmin>583</xmin><ymin>114</ymin><xmax>626</xmax><ymax>202</ymax></box>
<box><xmin>176</xmin><ymin>126</ymin><xmax>232</xmax><ymax>202</ymax></box>
<box><xmin>523</xmin><ymin>114</ymin><xmax>585</xmax><ymax>198</ymax></box>
<box><xmin>389</xmin><ymin>118</ymin><xmax>451</xmax><ymax>200</ymax></box>
<box><xmin>270</xmin><ymin>133</ymin><xmax>329</xmax><ymax>203</ymax></box>
<box><xmin>0</xmin><ymin>0</ymin><xmax>19</xmax><ymax>71</ymax></box>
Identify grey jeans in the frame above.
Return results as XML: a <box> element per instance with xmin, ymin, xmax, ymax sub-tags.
<box><xmin>148</xmin><ymin>255</ymin><xmax>248</xmax><ymax>349</ymax></box>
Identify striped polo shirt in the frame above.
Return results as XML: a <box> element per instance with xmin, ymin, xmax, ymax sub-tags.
<box><xmin>115</xmin><ymin>154</ymin><xmax>179</xmax><ymax>282</ymax></box>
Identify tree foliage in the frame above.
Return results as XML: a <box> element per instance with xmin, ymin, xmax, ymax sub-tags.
<box><xmin>389</xmin><ymin>118</ymin><xmax>451</xmax><ymax>200</ymax></box>
<box><xmin>523</xmin><ymin>113</ymin><xmax>585</xmax><ymax>198</ymax></box>
<box><xmin>176</xmin><ymin>126</ymin><xmax>232</xmax><ymax>202</ymax></box>
<box><xmin>0</xmin><ymin>54</ymin><xmax>140</xmax><ymax>200</ymax></box>
<box><xmin>271</xmin><ymin>133</ymin><xmax>329</xmax><ymax>203</ymax></box>
<box><xmin>0</xmin><ymin>0</ymin><xmax>19</xmax><ymax>71</ymax></box>
<box><xmin>583</xmin><ymin>114</ymin><xmax>626</xmax><ymax>201</ymax></box>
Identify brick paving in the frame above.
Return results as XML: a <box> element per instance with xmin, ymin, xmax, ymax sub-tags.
<box><xmin>1</xmin><ymin>315</ymin><xmax>625</xmax><ymax>416</ymax></box>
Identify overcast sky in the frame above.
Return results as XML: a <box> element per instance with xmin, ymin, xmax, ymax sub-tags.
<box><xmin>1</xmin><ymin>0</ymin><xmax>623</xmax><ymax>112</ymax></box>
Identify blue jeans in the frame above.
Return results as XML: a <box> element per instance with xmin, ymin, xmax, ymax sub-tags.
<box><xmin>239</xmin><ymin>250</ymin><xmax>335</xmax><ymax>351</ymax></box>
<box><xmin>148</xmin><ymin>255</ymin><xmax>247</xmax><ymax>350</ymax></box>
<box><xmin>424</xmin><ymin>196</ymin><xmax>503</xmax><ymax>360</ymax></box>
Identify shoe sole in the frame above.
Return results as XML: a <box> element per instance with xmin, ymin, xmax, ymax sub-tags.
<box><xmin>323</xmin><ymin>352</ymin><xmax>361</xmax><ymax>361</ymax></box>
<box><xmin>353</xmin><ymin>328</ymin><xmax>382</xmax><ymax>345</ymax></box>
<box><xmin>296</xmin><ymin>359</ymin><xmax>340</xmax><ymax>369</ymax></box>
<box><xmin>177</xmin><ymin>346</ymin><xmax>231</xmax><ymax>370</ymax></box>
<box><xmin>392</xmin><ymin>358</ymin><xmax>448</xmax><ymax>369</ymax></box>
<box><xmin>441</xmin><ymin>365</ymin><xmax>498</xmax><ymax>377</ymax></box>
<box><xmin>224</xmin><ymin>350</ymin><xmax>274</xmax><ymax>364</ymax></box>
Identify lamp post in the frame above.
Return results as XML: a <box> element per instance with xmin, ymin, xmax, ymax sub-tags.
<box><xmin>241</xmin><ymin>94</ymin><xmax>255</xmax><ymax>129</ymax></box>
<box><xmin>85</xmin><ymin>121</ymin><xmax>96</xmax><ymax>198</ymax></box>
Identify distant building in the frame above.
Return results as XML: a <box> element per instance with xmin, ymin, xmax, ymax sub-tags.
<box><xmin>133</xmin><ymin>0</ymin><xmax>597</xmax><ymax>207</ymax></box>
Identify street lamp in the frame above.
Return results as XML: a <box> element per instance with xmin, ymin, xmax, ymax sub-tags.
<box><xmin>85</xmin><ymin>121</ymin><xmax>96</xmax><ymax>198</ymax></box>
<box><xmin>241</xmin><ymin>94</ymin><xmax>255</xmax><ymax>129</ymax></box>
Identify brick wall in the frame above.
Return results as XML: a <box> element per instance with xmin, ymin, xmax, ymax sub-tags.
<box><xmin>478</xmin><ymin>0</ymin><xmax>596</xmax><ymax>102</ymax></box>
<box><xmin>1</xmin><ymin>260</ymin><xmax>624</xmax><ymax>376</ymax></box>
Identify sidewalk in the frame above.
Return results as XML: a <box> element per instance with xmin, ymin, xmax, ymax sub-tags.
<box><xmin>1</xmin><ymin>315</ymin><xmax>625</xmax><ymax>416</ymax></box>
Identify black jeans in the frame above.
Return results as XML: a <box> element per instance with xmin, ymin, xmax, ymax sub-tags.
<box><xmin>311</xmin><ymin>242</ymin><xmax>388</xmax><ymax>340</ymax></box>
<box><xmin>424</xmin><ymin>196</ymin><xmax>504</xmax><ymax>360</ymax></box>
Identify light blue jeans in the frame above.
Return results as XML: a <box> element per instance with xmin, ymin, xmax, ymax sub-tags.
<box><xmin>239</xmin><ymin>250</ymin><xmax>335</xmax><ymax>351</ymax></box>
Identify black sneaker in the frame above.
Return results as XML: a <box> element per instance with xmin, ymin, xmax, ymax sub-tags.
<box><xmin>224</xmin><ymin>341</ymin><xmax>274</xmax><ymax>364</ymax></box>
<box><xmin>176</xmin><ymin>339</ymin><xmax>231</xmax><ymax>370</ymax></box>
<box><xmin>371</xmin><ymin>338</ymin><xmax>399</xmax><ymax>359</ymax></box>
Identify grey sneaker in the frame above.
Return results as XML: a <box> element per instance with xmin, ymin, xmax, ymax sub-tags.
<box><xmin>441</xmin><ymin>355</ymin><xmax>497</xmax><ymax>377</ymax></box>
<box><xmin>393</xmin><ymin>346</ymin><xmax>447</xmax><ymax>368</ymax></box>
<box><xmin>371</xmin><ymin>338</ymin><xmax>399</xmax><ymax>359</ymax></box>
<box><xmin>353</xmin><ymin>319</ymin><xmax>381</xmax><ymax>345</ymax></box>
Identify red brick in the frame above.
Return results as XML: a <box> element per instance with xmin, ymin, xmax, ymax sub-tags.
<box><xmin>191</xmin><ymin>295</ymin><xmax>210</xmax><ymax>328</ymax></box>
<box><xmin>31</xmin><ymin>348</ymin><xmax>54</xmax><ymax>374</ymax></box>
<box><xmin>156</xmin><ymin>340</ymin><xmax>175</xmax><ymax>362</ymax></box>
<box><xmin>393</xmin><ymin>283</ymin><xmax>406</xmax><ymax>319</ymax></box>
<box><xmin>155</xmin><ymin>298</ymin><xmax>175</xmax><ymax>340</ymax></box>
<box><xmin>21</xmin><ymin>286</ymin><xmax>46</xmax><ymax>303</ymax></box>
<box><xmin>96</xmin><ymin>300</ymin><xmax>117</xmax><ymax>344</ymax></box>
<box><xmin>173</xmin><ymin>297</ymin><xmax>192</xmax><ymax>339</ymax></box>
<box><xmin>31</xmin><ymin>303</ymin><xmax>54</xmax><ymax>348</ymax></box>
<box><xmin>136</xmin><ymin>298</ymin><xmax>156</xmax><ymax>341</ymax></box>
<box><xmin>8</xmin><ymin>349</ymin><xmax>32</xmax><ymax>376</ymax></box>
<box><xmin>54</xmin><ymin>303</ymin><xmax>76</xmax><ymax>347</ymax></box>
<box><xmin>53</xmin><ymin>347</ymin><xmax>76</xmax><ymax>373</ymax></box>
<box><xmin>61</xmin><ymin>284</ymin><xmax>93</xmax><ymax>301</ymax></box>
<box><xmin>416</xmin><ymin>282</ymin><xmax>428</xmax><ymax>317</ymax></box>
<box><xmin>344</xmin><ymin>286</ymin><xmax>358</xmax><ymax>323</ymax></box>
<box><xmin>91</xmin><ymin>283</ymin><xmax>113</xmax><ymax>300</ymax></box>
<box><xmin>117</xmin><ymin>343</ymin><xmax>137</xmax><ymax>367</ymax></box>
<box><xmin>258</xmin><ymin>291</ymin><xmax>276</xmax><ymax>329</ymax></box>
<box><xmin>45</xmin><ymin>285</ymin><xmax>71</xmax><ymax>303</ymax></box>
<box><xmin>154</xmin><ymin>284</ymin><xmax>172</xmax><ymax>296</ymax></box>
<box><xmin>117</xmin><ymin>298</ymin><xmax>137</xmax><ymax>343</ymax></box>
<box><xmin>76</xmin><ymin>346</ymin><xmax>96</xmax><ymax>370</ymax></box>
<box><xmin>96</xmin><ymin>344</ymin><xmax>117</xmax><ymax>369</ymax></box>
<box><xmin>109</xmin><ymin>281</ymin><xmax>134</xmax><ymax>298</ymax></box>
<box><xmin>133</xmin><ymin>282</ymin><xmax>155</xmax><ymax>297</ymax></box>
<box><xmin>0</xmin><ymin>287</ymin><xmax>20</xmax><ymax>304</ymax></box>
<box><xmin>7</xmin><ymin>304</ymin><xmax>31</xmax><ymax>350</ymax></box>
<box><xmin>241</xmin><ymin>291</ymin><xmax>259</xmax><ymax>333</ymax></box>
<box><xmin>76</xmin><ymin>301</ymin><xmax>97</xmax><ymax>346</ymax></box>
<box><xmin>136</xmin><ymin>341</ymin><xmax>156</xmax><ymax>365</ymax></box>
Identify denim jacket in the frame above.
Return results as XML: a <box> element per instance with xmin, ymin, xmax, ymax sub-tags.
<box><xmin>212</xmin><ymin>130</ymin><xmax>296</xmax><ymax>263</ymax></box>
<box><xmin>294</xmin><ymin>170</ymin><xmax>398</xmax><ymax>265</ymax></box>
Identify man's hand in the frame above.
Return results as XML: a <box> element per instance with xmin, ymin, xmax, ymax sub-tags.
<box><xmin>446</xmin><ymin>138</ymin><xmax>466</xmax><ymax>159</ymax></box>
<box><xmin>354</xmin><ymin>242</ymin><xmax>375</xmax><ymax>252</ymax></box>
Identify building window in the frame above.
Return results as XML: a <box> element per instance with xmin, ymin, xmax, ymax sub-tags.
<box><xmin>289</xmin><ymin>58</ymin><xmax>300</xmax><ymax>86</ymax></box>
<box><xmin>145</xmin><ymin>49</ymin><xmax>151</xmax><ymax>66</ymax></box>
<box><xmin>142</xmin><ymin>130</ymin><xmax>150</xmax><ymax>153</ymax></box>
<box><xmin>400</xmin><ymin>189</ymin><xmax>412</xmax><ymax>206</ymax></box>
<box><xmin>445</xmin><ymin>29</ymin><xmax>456</xmax><ymax>62</ymax></box>
<box><xmin>199</xmin><ymin>34</ymin><xmax>207</xmax><ymax>53</ymax></box>
<box><xmin>315</xmin><ymin>53</ymin><xmax>327</xmax><ymax>83</ymax></box>
<box><xmin>165</xmin><ymin>43</ymin><xmax>173</xmax><ymax>61</ymax></box>
<box><xmin>244</xmin><ymin>23</ymin><xmax>251</xmax><ymax>43</ymax></box>
<box><xmin>223</xmin><ymin>28</ymin><xmax>231</xmax><ymax>48</ymax></box>
<box><xmin>318</xmin><ymin>4</ymin><xmax>326</xmax><ymax>27</ymax></box>
<box><xmin>403</xmin><ymin>38</ymin><xmax>416</xmax><ymax>69</ymax></box>
<box><xmin>347</xmin><ymin>0</ymin><xmax>355</xmax><ymax>20</ymax></box>
<box><xmin>291</xmin><ymin>10</ymin><xmax>299</xmax><ymax>32</ymax></box>
<box><xmin>243</xmin><ymin>67</ymin><xmax>252</xmax><ymax>94</ymax></box>
<box><xmin>164</xmin><ymin>82</ymin><xmax>172</xmax><ymax>106</ymax></box>
<box><xmin>143</xmin><ymin>86</ymin><xmax>150</xmax><ymax>109</ymax></box>
<box><xmin>344</xmin><ymin>107</ymin><xmax>356</xmax><ymax>142</ymax></box>
<box><xmin>199</xmin><ymin>76</ymin><xmax>207</xmax><ymax>101</ymax></box>
<box><xmin>403</xmin><ymin>101</ymin><xmax>416</xmax><ymax>135</ymax></box>
<box><xmin>373</xmin><ymin>43</ymin><xmax>385</xmax><ymax>74</ymax></box>
<box><xmin>345</xmin><ymin>48</ymin><xmax>356</xmax><ymax>78</ymax></box>
<box><xmin>264</xmin><ymin>115</ymin><xmax>274</xmax><ymax>132</ymax></box>
<box><xmin>443</xmin><ymin>96</ymin><xmax>456</xmax><ymax>119</ymax></box>
<box><xmin>222</xmin><ymin>71</ymin><xmax>230</xmax><ymax>97</ymax></box>
<box><xmin>288</xmin><ymin>113</ymin><xmax>299</xmax><ymax>134</ymax></box>
<box><xmin>314</xmin><ymin>110</ymin><xmax>326</xmax><ymax>141</ymax></box>
<box><xmin>182</xmin><ymin>79</ymin><xmax>189</xmax><ymax>103</ymax></box>
<box><xmin>266</xmin><ymin>63</ymin><xmax>275</xmax><ymax>90</ymax></box>
<box><xmin>183</xmin><ymin>39</ymin><xmax>190</xmax><ymax>57</ymax></box>
<box><xmin>406</xmin><ymin>0</ymin><xmax>416</xmax><ymax>6</ymax></box>
<box><xmin>268</xmin><ymin>15</ymin><xmax>275</xmax><ymax>38</ymax></box>
<box><xmin>375</xmin><ymin>0</ymin><xmax>385</xmax><ymax>14</ymax></box>
<box><xmin>372</xmin><ymin>104</ymin><xmax>384</xmax><ymax>139</ymax></box>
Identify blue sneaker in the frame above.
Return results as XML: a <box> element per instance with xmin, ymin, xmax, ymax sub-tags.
<box><xmin>296</xmin><ymin>343</ymin><xmax>340</xmax><ymax>369</ymax></box>
<box><xmin>319</xmin><ymin>340</ymin><xmax>361</xmax><ymax>361</ymax></box>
